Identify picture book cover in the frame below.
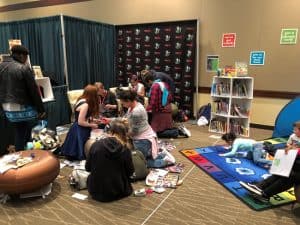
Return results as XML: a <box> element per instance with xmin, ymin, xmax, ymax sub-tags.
<box><xmin>235</xmin><ymin>62</ymin><xmax>248</xmax><ymax>76</ymax></box>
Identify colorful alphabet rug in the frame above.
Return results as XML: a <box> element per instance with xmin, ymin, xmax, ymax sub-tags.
<box><xmin>180</xmin><ymin>146</ymin><xmax>296</xmax><ymax>211</ymax></box>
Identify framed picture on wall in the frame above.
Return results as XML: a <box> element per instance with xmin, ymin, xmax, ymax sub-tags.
<box><xmin>206</xmin><ymin>55</ymin><xmax>219</xmax><ymax>72</ymax></box>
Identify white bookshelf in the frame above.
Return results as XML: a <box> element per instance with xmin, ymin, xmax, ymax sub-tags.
<box><xmin>209</xmin><ymin>76</ymin><xmax>253</xmax><ymax>137</ymax></box>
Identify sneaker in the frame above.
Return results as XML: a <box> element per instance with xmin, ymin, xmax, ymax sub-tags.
<box><xmin>247</xmin><ymin>182</ymin><xmax>263</xmax><ymax>193</ymax></box>
<box><xmin>178</xmin><ymin>124</ymin><xmax>191</xmax><ymax>137</ymax></box>
<box><xmin>162</xmin><ymin>149</ymin><xmax>176</xmax><ymax>164</ymax></box>
<box><xmin>250</xmin><ymin>193</ymin><xmax>269</xmax><ymax>204</ymax></box>
<box><xmin>177</xmin><ymin>126</ymin><xmax>186</xmax><ymax>137</ymax></box>
<box><xmin>239</xmin><ymin>181</ymin><xmax>262</xmax><ymax>196</ymax></box>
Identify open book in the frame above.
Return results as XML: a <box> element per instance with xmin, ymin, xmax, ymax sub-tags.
<box><xmin>270</xmin><ymin>149</ymin><xmax>298</xmax><ymax>177</ymax></box>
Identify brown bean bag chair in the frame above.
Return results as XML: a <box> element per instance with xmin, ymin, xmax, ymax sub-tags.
<box><xmin>0</xmin><ymin>150</ymin><xmax>60</xmax><ymax>194</ymax></box>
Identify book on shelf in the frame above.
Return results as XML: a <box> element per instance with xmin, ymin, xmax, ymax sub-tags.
<box><xmin>241</xmin><ymin>83</ymin><xmax>248</xmax><ymax>97</ymax></box>
<box><xmin>231</xmin><ymin>104</ymin><xmax>249</xmax><ymax>117</ymax></box>
<box><xmin>211</xmin><ymin>82</ymin><xmax>230</xmax><ymax>95</ymax></box>
<box><xmin>232</xmin><ymin>80</ymin><xmax>248</xmax><ymax>97</ymax></box>
<box><xmin>210</xmin><ymin>119</ymin><xmax>227</xmax><ymax>133</ymax></box>
<box><xmin>228</xmin><ymin>120</ymin><xmax>249</xmax><ymax>136</ymax></box>
<box><xmin>213</xmin><ymin>100</ymin><xmax>229</xmax><ymax>115</ymax></box>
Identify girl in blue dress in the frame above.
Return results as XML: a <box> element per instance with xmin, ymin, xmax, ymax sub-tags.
<box><xmin>61</xmin><ymin>84</ymin><xmax>99</xmax><ymax>160</ymax></box>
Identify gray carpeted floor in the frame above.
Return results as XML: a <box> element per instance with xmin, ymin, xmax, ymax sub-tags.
<box><xmin>1</xmin><ymin>123</ymin><xmax>300</xmax><ymax>225</ymax></box>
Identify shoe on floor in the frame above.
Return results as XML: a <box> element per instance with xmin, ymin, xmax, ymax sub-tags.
<box><xmin>162</xmin><ymin>149</ymin><xmax>176</xmax><ymax>164</ymax></box>
<box><xmin>239</xmin><ymin>181</ymin><xmax>262</xmax><ymax>196</ymax></box>
<box><xmin>178</xmin><ymin>124</ymin><xmax>191</xmax><ymax>137</ymax></box>
<box><xmin>249</xmin><ymin>193</ymin><xmax>269</xmax><ymax>204</ymax></box>
<box><xmin>247</xmin><ymin>182</ymin><xmax>263</xmax><ymax>193</ymax></box>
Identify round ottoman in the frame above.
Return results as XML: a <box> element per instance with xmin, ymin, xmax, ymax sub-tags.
<box><xmin>0</xmin><ymin>150</ymin><xmax>60</xmax><ymax>194</ymax></box>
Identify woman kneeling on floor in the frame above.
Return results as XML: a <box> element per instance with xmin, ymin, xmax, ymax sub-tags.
<box><xmin>118</xmin><ymin>89</ymin><xmax>175</xmax><ymax>168</ymax></box>
<box><xmin>85</xmin><ymin>119</ymin><xmax>134</xmax><ymax>202</ymax></box>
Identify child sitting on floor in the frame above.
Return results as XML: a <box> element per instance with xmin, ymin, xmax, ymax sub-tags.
<box><xmin>219</xmin><ymin>132</ymin><xmax>272</xmax><ymax>168</ymax></box>
<box><xmin>240</xmin><ymin>121</ymin><xmax>300</xmax><ymax>203</ymax></box>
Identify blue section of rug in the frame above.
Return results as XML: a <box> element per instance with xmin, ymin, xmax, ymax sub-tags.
<box><xmin>195</xmin><ymin>146</ymin><xmax>269</xmax><ymax>183</ymax></box>
<box><xmin>180</xmin><ymin>145</ymin><xmax>295</xmax><ymax>211</ymax></box>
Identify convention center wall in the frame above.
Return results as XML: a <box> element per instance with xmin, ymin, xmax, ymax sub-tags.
<box><xmin>0</xmin><ymin>0</ymin><xmax>299</xmax><ymax>126</ymax></box>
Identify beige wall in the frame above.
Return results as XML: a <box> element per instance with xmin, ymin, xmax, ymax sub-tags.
<box><xmin>1</xmin><ymin>0</ymin><xmax>299</xmax><ymax>126</ymax></box>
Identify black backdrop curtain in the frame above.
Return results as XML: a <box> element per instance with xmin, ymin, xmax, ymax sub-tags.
<box><xmin>63</xmin><ymin>16</ymin><xmax>116</xmax><ymax>90</ymax></box>
<box><xmin>0</xmin><ymin>16</ymin><xmax>65</xmax><ymax>85</ymax></box>
<box><xmin>115</xmin><ymin>20</ymin><xmax>197</xmax><ymax>117</ymax></box>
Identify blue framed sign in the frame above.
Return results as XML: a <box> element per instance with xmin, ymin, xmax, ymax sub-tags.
<box><xmin>249</xmin><ymin>51</ymin><xmax>265</xmax><ymax>65</ymax></box>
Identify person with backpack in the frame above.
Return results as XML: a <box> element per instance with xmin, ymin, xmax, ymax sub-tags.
<box><xmin>140</xmin><ymin>70</ymin><xmax>173</xmax><ymax>133</ymax></box>
<box><xmin>85</xmin><ymin>119</ymin><xmax>134</xmax><ymax>202</ymax></box>
<box><xmin>141</xmin><ymin>69</ymin><xmax>175</xmax><ymax>95</ymax></box>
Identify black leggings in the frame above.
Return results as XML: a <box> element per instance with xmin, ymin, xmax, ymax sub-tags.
<box><xmin>257</xmin><ymin>159</ymin><xmax>300</xmax><ymax>197</ymax></box>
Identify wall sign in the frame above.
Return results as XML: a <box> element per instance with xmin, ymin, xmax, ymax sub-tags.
<box><xmin>249</xmin><ymin>51</ymin><xmax>265</xmax><ymax>65</ymax></box>
<box><xmin>280</xmin><ymin>28</ymin><xmax>298</xmax><ymax>44</ymax></box>
<box><xmin>222</xmin><ymin>33</ymin><xmax>236</xmax><ymax>47</ymax></box>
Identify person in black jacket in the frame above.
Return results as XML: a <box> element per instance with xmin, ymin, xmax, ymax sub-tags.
<box><xmin>94</xmin><ymin>82</ymin><xmax>118</xmax><ymax>118</ymax></box>
<box><xmin>85</xmin><ymin>119</ymin><xmax>134</xmax><ymax>202</ymax></box>
<box><xmin>0</xmin><ymin>45</ymin><xmax>46</xmax><ymax>150</ymax></box>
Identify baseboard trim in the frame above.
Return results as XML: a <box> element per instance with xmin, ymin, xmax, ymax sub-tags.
<box><xmin>250</xmin><ymin>123</ymin><xmax>274</xmax><ymax>130</ymax></box>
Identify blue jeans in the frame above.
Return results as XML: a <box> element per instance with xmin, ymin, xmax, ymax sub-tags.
<box><xmin>252</xmin><ymin>148</ymin><xmax>272</xmax><ymax>166</ymax></box>
<box><xmin>133</xmin><ymin>139</ymin><xmax>167</xmax><ymax>168</ymax></box>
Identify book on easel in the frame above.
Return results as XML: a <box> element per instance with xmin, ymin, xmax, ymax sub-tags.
<box><xmin>235</xmin><ymin>62</ymin><xmax>248</xmax><ymax>76</ymax></box>
<box><xmin>224</xmin><ymin>65</ymin><xmax>236</xmax><ymax>77</ymax></box>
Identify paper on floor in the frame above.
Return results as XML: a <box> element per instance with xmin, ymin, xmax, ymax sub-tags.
<box><xmin>72</xmin><ymin>193</ymin><xmax>88</xmax><ymax>200</ymax></box>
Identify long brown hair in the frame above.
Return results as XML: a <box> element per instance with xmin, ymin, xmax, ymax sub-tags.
<box><xmin>77</xmin><ymin>84</ymin><xmax>99</xmax><ymax>117</ymax></box>
<box><xmin>109</xmin><ymin>119</ymin><xmax>131</xmax><ymax>149</ymax></box>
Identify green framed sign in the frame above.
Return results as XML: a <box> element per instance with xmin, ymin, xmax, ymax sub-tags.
<box><xmin>280</xmin><ymin>28</ymin><xmax>298</xmax><ymax>44</ymax></box>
